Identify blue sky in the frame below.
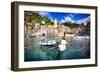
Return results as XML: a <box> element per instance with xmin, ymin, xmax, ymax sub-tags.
<box><xmin>36</xmin><ymin>11</ymin><xmax>90</xmax><ymax>25</ymax></box>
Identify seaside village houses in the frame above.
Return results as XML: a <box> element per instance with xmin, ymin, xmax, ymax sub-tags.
<box><xmin>24</xmin><ymin>19</ymin><xmax>86</xmax><ymax>40</ymax></box>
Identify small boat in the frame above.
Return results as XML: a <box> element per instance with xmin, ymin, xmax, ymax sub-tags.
<box><xmin>73</xmin><ymin>35</ymin><xmax>90</xmax><ymax>39</ymax></box>
<box><xmin>39</xmin><ymin>40</ymin><xmax>56</xmax><ymax>46</ymax></box>
<box><xmin>30</xmin><ymin>32</ymin><xmax>43</xmax><ymax>37</ymax></box>
<box><xmin>58</xmin><ymin>39</ymin><xmax>68</xmax><ymax>51</ymax></box>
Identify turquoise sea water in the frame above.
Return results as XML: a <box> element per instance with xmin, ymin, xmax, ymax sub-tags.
<box><xmin>24</xmin><ymin>36</ymin><xmax>90</xmax><ymax>61</ymax></box>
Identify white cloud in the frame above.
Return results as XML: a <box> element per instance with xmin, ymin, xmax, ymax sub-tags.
<box><xmin>61</xmin><ymin>16</ymin><xmax>75</xmax><ymax>23</ymax></box>
<box><xmin>69</xmin><ymin>14</ymin><xmax>74</xmax><ymax>18</ymax></box>
<box><xmin>65</xmin><ymin>16</ymin><xmax>72</xmax><ymax>21</ymax></box>
<box><xmin>35</xmin><ymin>11</ymin><xmax>55</xmax><ymax>22</ymax></box>
<box><xmin>60</xmin><ymin>15</ymin><xmax>90</xmax><ymax>25</ymax></box>
<box><xmin>76</xmin><ymin>16</ymin><xmax>90</xmax><ymax>25</ymax></box>
<box><xmin>49</xmin><ymin>16</ymin><xmax>54</xmax><ymax>22</ymax></box>
<box><xmin>36</xmin><ymin>11</ymin><xmax>50</xmax><ymax>17</ymax></box>
<box><xmin>61</xmin><ymin>19</ymin><xmax>65</xmax><ymax>23</ymax></box>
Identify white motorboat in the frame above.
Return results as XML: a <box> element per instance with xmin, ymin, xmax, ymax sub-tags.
<box><xmin>39</xmin><ymin>40</ymin><xmax>56</xmax><ymax>46</ymax></box>
<box><xmin>58</xmin><ymin>39</ymin><xmax>68</xmax><ymax>51</ymax></box>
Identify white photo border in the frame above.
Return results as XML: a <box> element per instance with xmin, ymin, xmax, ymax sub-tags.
<box><xmin>18</xmin><ymin>4</ymin><xmax>96</xmax><ymax>68</ymax></box>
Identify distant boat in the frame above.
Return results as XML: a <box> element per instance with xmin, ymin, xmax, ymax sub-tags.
<box><xmin>30</xmin><ymin>32</ymin><xmax>43</xmax><ymax>36</ymax></box>
<box><xmin>73</xmin><ymin>35</ymin><xmax>90</xmax><ymax>39</ymax></box>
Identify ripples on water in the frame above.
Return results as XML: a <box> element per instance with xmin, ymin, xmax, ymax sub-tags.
<box><xmin>24</xmin><ymin>36</ymin><xmax>90</xmax><ymax>61</ymax></box>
